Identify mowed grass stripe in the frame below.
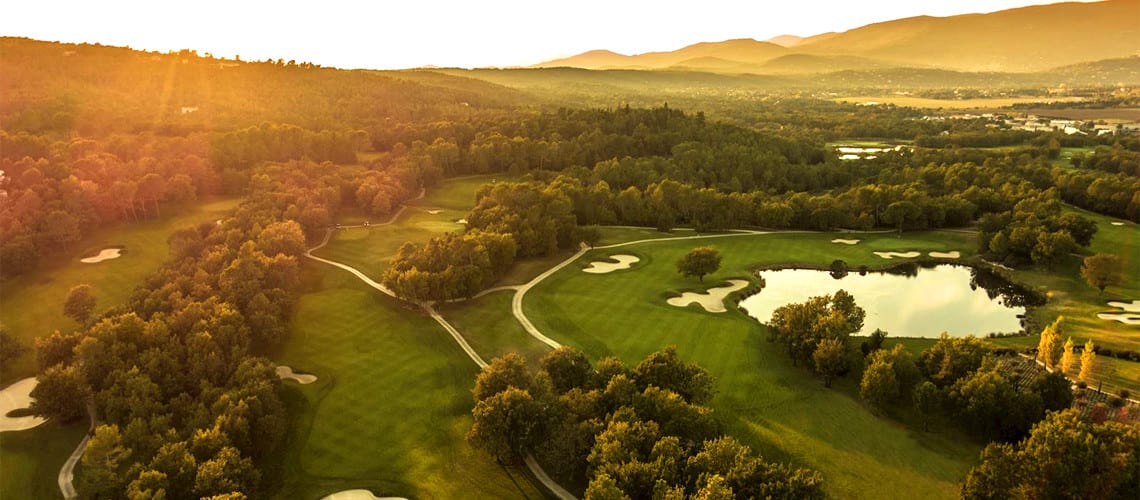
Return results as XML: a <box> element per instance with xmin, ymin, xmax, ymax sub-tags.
<box><xmin>277</xmin><ymin>266</ymin><xmax>543</xmax><ymax>499</ymax></box>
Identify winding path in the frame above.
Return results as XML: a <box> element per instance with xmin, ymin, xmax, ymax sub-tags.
<box><xmin>58</xmin><ymin>401</ymin><xmax>95</xmax><ymax>499</ymax></box>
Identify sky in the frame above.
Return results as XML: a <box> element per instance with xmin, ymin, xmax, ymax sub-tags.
<box><xmin>2</xmin><ymin>0</ymin><xmax>1097</xmax><ymax>70</ymax></box>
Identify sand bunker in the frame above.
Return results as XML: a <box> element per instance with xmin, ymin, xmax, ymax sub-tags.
<box><xmin>831</xmin><ymin>239</ymin><xmax>860</xmax><ymax>245</ymax></box>
<box><xmin>456</xmin><ymin>218</ymin><xmax>468</xmax><ymax>224</ymax></box>
<box><xmin>1111</xmin><ymin>222</ymin><xmax>1125</xmax><ymax>226</ymax></box>
<box><xmin>276</xmin><ymin>366</ymin><xmax>317</xmax><ymax>384</ymax></box>
<box><xmin>874</xmin><ymin>251</ymin><xmax>921</xmax><ymax>259</ymax></box>
<box><xmin>1098</xmin><ymin>313</ymin><xmax>1140</xmax><ymax>325</ymax></box>
<box><xmin>1108</xmin><ymin>300</ymin><xmax>1140</xmax><ymax>312</ymax></box>
<box><xmin>928</xmin><ymin>251</ymin><xmax>961</xmax><ymax>258</ymax></box>
<box><xmin>80</xmin><ymin>248</ymin><xmax>122</xmax><ymax>263</ymax></box>
<box><xmin>320</xmin><ymin>490</ymin><xmax>406</xmax><ymax>500</ymax></box>
<box><xmin>427</xmin><ymin>209</ymin><xmax>442</xmax><ymax>214</ymax></box>
<box><xmin>667</xmin><ymin>280</ymin><xmax>750</xmax><ymax>313</ymax></box>
<box><xmin>0</xmin><ymin>378</ymin><xmax>47</xmax><ymax>432</ymax></box>
<box><xmin>583</xmin><ymin>255</ymin><xmax>639</xmax><ymax>274</ymax></box>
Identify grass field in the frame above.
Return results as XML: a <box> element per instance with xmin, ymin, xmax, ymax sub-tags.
<box><xmin>436</xmin><ymin>291</ymin><xmax>551</xmax><ymax>369</ymax></box>
<box><xmin>833</xmin><ymin>95</ymin><xmax>1085</xmax><ymax>109</ymax></box>
<box><xmin>0</xmin><ymin>421</ymin><xmax>86</xmax><ymax>500</ymax></box>
<box><xmin>0</xmin><ymin>197</ymin><xmax>240</xmax><ymax>381</ymax></box>
<box><xmin>272</xmin><ymin>265</ymin><xmax>545</xmax><ymax>499</ymax></box>
<box><xmin>520</xmin><ymin>230</ymin><xmax>983</xmax><ymax>499</ymax></box>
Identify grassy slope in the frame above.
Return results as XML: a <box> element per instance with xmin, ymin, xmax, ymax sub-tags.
<box><xmin>273</xmin><ymin>267</ymin><xmax>545</xmax><ymax>499</ymax></box>
<box><xmin>524</xmin><ymin>231</ymin><xmax>983</xmax><ymax>499</ymax></box>
<box><xmin>0</xmin><ymin>197</ymin><xmax>240</xmax><ymax>381</ymax></box>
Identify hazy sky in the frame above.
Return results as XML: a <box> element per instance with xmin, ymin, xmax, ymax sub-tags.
<box><xmin>2</xmin><ymin>0</ymin><xmax>1096</xmax><ymax>69</ymax></box>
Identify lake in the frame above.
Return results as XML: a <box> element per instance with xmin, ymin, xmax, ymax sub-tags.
<box><xmin>739</xmin><ymin>265</ymin><xmax>1036</xmax><ymax>338</ymax></box>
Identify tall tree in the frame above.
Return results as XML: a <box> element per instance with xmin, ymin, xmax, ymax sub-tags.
<box><xmin>63</xmin><ymin>284</ymin><xmax>98</xmax><ymax>324</ymax></box>
<box><xmin>1080</xmin><ymin>339</ymin><xmax>1097</xmax><ymax>382</ymax></box>
<box><xmin>1059</xmin><ymin>336</ymin><xmax>1076</xmax><ymax>374</ymax></box>
<box><xmin>676</xmin><ymin>246</ymin><xmax>721</xmax><ymax>283</ymax></box>
<box><xmin>1080</xmin><ymin>253</ymin><xmax>1124</xmax><ymax>294</ymax></box>
<box><xmin>1036</xmin><ymin>316</ymin><xmax>1064</xmax><ymax>369</ymax></box>
<box><xmin>812</xmin><ymin>338</ymin><xmax>848</xmax><ymax>387</ymax></box>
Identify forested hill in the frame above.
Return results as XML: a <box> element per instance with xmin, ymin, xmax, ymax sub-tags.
<box><xmin>0</xmin><ymin>37</ymin><xmax>532</xmax><ymax>137</ymax></box>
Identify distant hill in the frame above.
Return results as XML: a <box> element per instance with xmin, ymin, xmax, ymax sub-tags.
<box><xmin>536</xmin><ymin>0</ymin><xmax>1140</xmax><ymax>73</ymax></box>
<box><xmin>765</xmin><ymin>35</ymin><xmax>807</xmax><ymax>47</ymax></box>
<box><xmin>534</xmin><ymin>38</ymin><xmax>788</xmax><ymax>70</ymax></box>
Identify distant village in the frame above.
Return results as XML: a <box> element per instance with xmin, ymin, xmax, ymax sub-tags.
<box><xmin>928</xmin><ymin>112</ymin><xmax>1140</xmax><ymax>136</ymax></box>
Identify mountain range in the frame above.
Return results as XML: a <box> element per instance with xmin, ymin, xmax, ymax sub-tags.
<box><xmin>534</xmin><ymin>0</ymin><xmax>1140</xmax><ymax>74</ymax></box>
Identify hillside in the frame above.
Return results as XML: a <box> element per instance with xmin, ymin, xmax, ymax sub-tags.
<box><xmin>0</xmin><ymin>37</ymin><xmax>530</xmax><ymax>136</ymax></box>
<box><xmin>537</xmin><ymin>0</ymin><xmax>1140</xmax><ymax>73</ymax></box>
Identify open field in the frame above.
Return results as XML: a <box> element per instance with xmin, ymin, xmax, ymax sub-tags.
<box><xmin>272</xmin><ymin>266</ymin><xmax>545</xmax><ymax>499</ymax></box>
<box><xmin>0</xmin><ymin>197</ymin><xmax>240</xmax><ymax>381</ymax></box>
<box><xmin>833</xmin><ymin>95</ymin><xmax>1084</xmax><ymax>109</ymax></box>
<box><xmin>408</xmin><ymin>174</ymin><xmax>519</xmax><ymax>211</ymax></box>
<box><xmin>0</xmin><ymin>421</ymin><xmax>87</xmax><ymax>500</ymax></box>
<box><xmin>521</xmin><ymin>230</ymin><xmax>983</xmax><ymax>499</ymax></box>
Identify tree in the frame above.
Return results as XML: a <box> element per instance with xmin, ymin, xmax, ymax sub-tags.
<box><xmin>540</xmin><ymin>346</ymin><xmax>594</xmax><ymax>394</ymax></box>
<box><xmin>961</xmin><ymin>410</ymin><xmax>1140</xmax><ymax>500</ymax></box>
<box><xmin>1080</xmin><ymin>339</ymin><xmax>1096</xmax><ymax>382</ymax></box>
<box><xmin>860</xmin><ymin>359</ymin><xmax>898</xmax><ymax>411</ymax></box>
<box><xmin>812</xmin><ymin>338</ymin><xmax>848</xmax><ymax>387</ymax></box>
<box><xmin>676</xmin><ymin>246</ymin><xmax>721</xmax><ymax>283</ymax></box>
<box><xmin>1036</xmin><ymin>316</ymin><xmax>1064</xmax><ymax>369</ymax></box>
<box><xmin>473</xmin><ymin>353</ymin><xmax>533</xmax><ymax>402</ymax></box>
<box><xmin>1031</xmin><ymin>371</ymin><xmax>1074</xmax><ymax>412</ymax></box>
<box><xmin>467</xmin><ymin>387</ymin><xmax>547</xmax><ymax>464</ymax></box>
<box><xmin>79</xmin><ymin>425</ymin><xmax>132</xmax><ymax>498</ymax></box>
<box><xmin>882</xmin><ymin>200</ymin><xmax>920</xmax><ymax>236</ymax></box>
<box><xmin>632</xmin><ymin>346</ymin><xmax>715</xmax><ymax>404</ymax></box>
<box><xmin>29</xmin><ymin>363</ymin><xmax>90</xmax><ymax>422</ymax></box>
<box><xmin>1060</xmin><ymin>336</ymin><xmax>1076</xmax><ymax>375</ymax></box>
<box><xmin>63</xmin><ymin>284</ymin><xmax>98</xmax><ymax>324</ymax></box>
<box><xmin>1081</xmin><ymin>253</ymin><xmax>1124</xmax><ymax>294</ymax></box>
<box><xmin>913</xmin><ymin>381</ymin><xmax>940</xmax><ymax>431</ymax></box>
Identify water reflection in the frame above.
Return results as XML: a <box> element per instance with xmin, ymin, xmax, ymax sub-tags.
<box><xmin>740</xmin><ymin>265</ymin><xmax>1032</xmax><ymax>338</ymax></box>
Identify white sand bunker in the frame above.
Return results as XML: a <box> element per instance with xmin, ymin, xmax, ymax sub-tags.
<box><xmin>0</xmin><ymin>378</ymin><xmax>47</xmax><ymax>432</ymax></box>
<box><xmin>831</xmin><ymin>239</ymin><xmax>860</xmax><ymax>245</ymax></box>
<box><xmin>667</xmin><ymin>280</ymin><xmax>750</xmax><ymax>313</ymax></box>
<box><xmin>427</xmin><ymin>209</ymin><xmax>442</xmax><ymax>214</ymax></box>
<box><xmin>320</xmin><ymin>490</ymin><xmax>406</xmax><ymax>500</ymax></box>
<box><xmin>1108</xmin><ymin>300</ymin><xmax>1140</xmax><ymax>312</ymax></box>
<box><xmin>1111</xmin><ymin>222</ymin><xmax>1125</xmax><ymax>226</ymax></box>
<box><xmin>1098</xmin><ymin>313</ymin><xmax>1140</xmax><ymax>325</ymax></box>
<box><xmin>583</xmin><ymin>255</ymin><xmax>640</xmax><ymax>274</ymax></box>
<box><xmin>276</xmin><ymin>366</ymin><xmax>317</xmax><ymax>384</ymax></box>
<box><xmin>874</xmin><ymin>251</ymin><xmax>921</xmax><ymax>259</ymax></box>
<box><xmin>80</xmin><ymin>248</ymin><xmax>122</xmax><ymax>263</ymax></box>
<box><xmin>929</xmin><ymin>251</ymin><xmax>961</xmax><ymax>258</ymax></box>
<box><xmin>456</xmin><ymin>218</ymin><xmax>468</xmax><ymax>224</ymax></box>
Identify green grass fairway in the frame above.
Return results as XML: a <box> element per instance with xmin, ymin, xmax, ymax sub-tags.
<box><xmin>523</xmin><ymin>231</ymin><xmax>983</xmax><ymax>499</ymax></box>
<box><xmin>409</xmin><ymin>174</ymin><xmax>519</xmax><ymax>211</ymax></box>
<box><xmin>0</xmin><ymin>421</ymin><xmax>87</xmax><ymax>500</ymax></box>
<box><xmin>0</xmin><ymin>197</ymin><xmax>240</xmax><ymax>380</ymax></box>
<box><xmin>273</xmin><ymin>267</ymin><xmax>545</xmax><ymax>499</ymax></box>
<box><xmin>436</xmin><ymin>291</ymin><xmax>550</xmax><ymax>369</ymax></box>
<box><xmin>315</xmin><ymin>208</ymin><xmax>467</xmax><ymax>279</ymax></box>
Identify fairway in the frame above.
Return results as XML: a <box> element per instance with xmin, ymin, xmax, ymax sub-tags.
<box><xmin>273</xmin><ymin>267</ymin><xmax>545</xmax><ymax>499</ymax></box>
<box><xmin>436</xmin><ymin>290</ymin><xmax>551</xmax><ymax>369</ymax></box>
<box><xmin>0</xmin><ymin>197</ymin><xmax>241</xmax><ymax>380</ymax></box>
<box><xmin>0</xmin><ymin>422</ymin><xmax>87</xmax><ymax>500</ymax></box>
<box><xmin>523</xmin><ymin>231</ymin><xmax>983</xmax><ymax>499</ymax></box>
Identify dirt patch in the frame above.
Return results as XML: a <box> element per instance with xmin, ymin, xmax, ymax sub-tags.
<box><xmin>276</xmin><ymin>365</ymin><xmax>317</xmax><ymax>384</ymax></box>
<box><xmin>80</xmin><ymin>247</ymin><xmax>122</xmax><ymax>264</ymax></box>
<box><xmin>873</xmin><ymin>251</ymin><xmax>920</xmax><ymax>259</ymax></box>
<box><xmin>666</xmin><ymin>280</ymin><xmax>749</xmax><ymax>313</ymax></box>
<box><xmin>0</xmin><ymin>378</ymin><xmax>47</xmax><ymax>432</ymax></box>
<box><xmin>583</xmin><ymin>255</ymin><xmax>639</xmax><ymax>274</ymax></box>
<box><xmin>456</xmin><ymin>218</ymin><xmax>468</xmax><ymax>224</ymax></box>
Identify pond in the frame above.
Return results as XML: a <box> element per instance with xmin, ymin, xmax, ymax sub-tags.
<box><xmin>739</xmin><ymin>264</ymin><xmax>1038</xmax><ymax>338</ymax></box>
